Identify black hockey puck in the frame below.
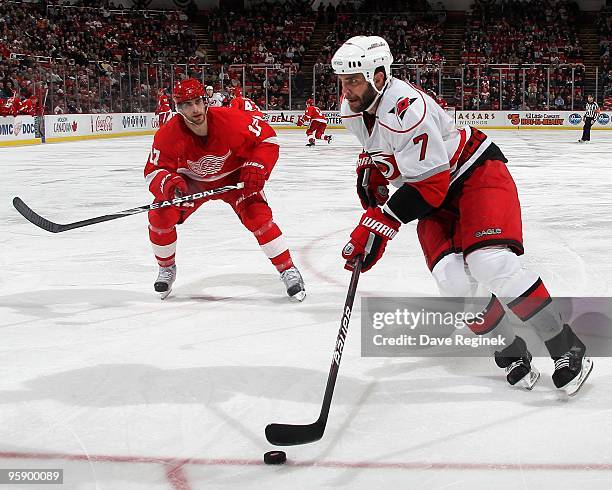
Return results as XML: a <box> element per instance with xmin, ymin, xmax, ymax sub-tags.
<box><xmin>264</xmin><ymin>450</ymin><xmax>287</xmax><ymax>465</ymax></box>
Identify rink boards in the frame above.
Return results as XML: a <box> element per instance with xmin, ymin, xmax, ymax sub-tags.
<box><xmin>1</xmin><ymin>109</ymin><xmax>611</xmax><ymax>147</ymax></box>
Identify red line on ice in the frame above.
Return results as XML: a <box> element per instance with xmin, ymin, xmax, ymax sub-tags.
<box><xmin>0</xmin><ymin>450</ymin><xmax>610</xmax><ymax>472</ymax></box>
<box><xmin>166</xmin><ymin>464</ymin><xmax>192</xmax><ymax>490</ymax></box>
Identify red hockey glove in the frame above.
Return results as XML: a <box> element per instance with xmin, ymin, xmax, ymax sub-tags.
<box><xmin>296</xmin><ymin>116</ymin><xmax>305</xmax><ymax>126</ymax></box>
<box><xmin>342</xmin><ymin>207</ymin><xmax>400</xmax><ymax>272</ymax></box>
<box><xmin>356</xmin><ymin>153</ymin><xmax>389</xmax><ymax>210</ymax></box>
<box><xmin>160</xmin><ymin>173</ymin><xmax>188</xmax><ymax>200</ymax></box>
<box><xmin>240</xmin><ymin>161</ymin><xmax>268</xmax><ymax>194</ymax></box>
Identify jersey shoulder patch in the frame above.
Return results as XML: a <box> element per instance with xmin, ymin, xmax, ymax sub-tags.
<box><xmin>379</xmin><ymin>89</ymin><xmax>427</xmax><ymax>134</ymax></box>
<box><xmin>390</xmin><ymin>96</ymin><xmax>418</xmax><ymax>122</ymax></box>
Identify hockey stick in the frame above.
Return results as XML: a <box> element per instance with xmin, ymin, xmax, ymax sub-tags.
<box><xmin>12</xmin><ymin>182</ymin><xmax>244</xmax><ymax>234</ymax></box>
<box><xmin>265</xmin><ymin>170</ymin><xmax>375</xmax><ymax>446</ymax></box>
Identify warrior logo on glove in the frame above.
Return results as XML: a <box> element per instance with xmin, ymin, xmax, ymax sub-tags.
<box><xmin>343</xmin><ymin>207</ymin><xmax>400</xmax><ymax>272</ymax></box>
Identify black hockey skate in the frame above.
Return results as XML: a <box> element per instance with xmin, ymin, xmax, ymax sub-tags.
<box><xmin>306</xmin><ymin>141</ymin><xmax>315</xmax><ymax>147</ymax></box>
<box><xmin>325</xmin><ymin>135</ymin><xmax>333</xmax><ymax>144</ymax></box>
<box><xmin>545</xmin><ymin>324</ymin><xmax>593</xmax><ymax>396</ymax></box>
<box><xmin>494</xmin><ymin>335</ymin><xmax>540</xmax><ymax>390</ymax></box>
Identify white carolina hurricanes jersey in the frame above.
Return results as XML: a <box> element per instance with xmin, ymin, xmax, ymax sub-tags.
<box><xmin>208</xmin><ymin>92</ymin><xmax>226</xmax><ymax>107</ymax></box>
<box><xmin>341</xmin><ymin>78</ymin><xmax>492</xmax><ymax>191</ymax></box>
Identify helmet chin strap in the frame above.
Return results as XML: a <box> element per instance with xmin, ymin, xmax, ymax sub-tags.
<box><xmin>177</xmin><ymin>104</ymin><xmax>208</xmax><ymax>126</ymax></box>
<box><xmin>365</xmin><ymin>77</ymin><xmax>391</xmax><ymax>113</ymax></box>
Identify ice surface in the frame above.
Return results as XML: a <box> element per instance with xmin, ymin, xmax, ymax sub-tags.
<box><xmin>2</xmin><ymin>130</ymin><xmax>612</xmax><ymax>489</ymax></box>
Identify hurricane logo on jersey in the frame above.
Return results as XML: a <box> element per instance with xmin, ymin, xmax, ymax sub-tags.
<box><xmin>370</xmin><ymin>151</ymin><xmax>401</xmax><ymax>181</ymax></box>
<box><xmin>186</xmin><ymin>150</ymin><xmax>232</xmax><ymax>176</ymax></box>
<box><xmin>391</xmin><ymin>97</ymin><xmax>417</xmax><ymax>122</ymax></box>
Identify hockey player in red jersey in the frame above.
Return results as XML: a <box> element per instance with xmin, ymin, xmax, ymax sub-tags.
<box><xmin>332</xmin><ymin>36</ymin><xmax>592</xmax><ymax>396</ymax></box>
<box><xmin>18</xmin><ymin>95</ymin><xmax>40</xmax><ymax>116</ymax></box>
<box><xmin>229</xmin><ymin>87</ymin><xmax>264</xmax><ymax>118</ymax></box>
<box><xmin>298</xmin><ymin>98</ymin><xmax>332</xmax><ymax>147</ymax></box>
<box><xmin>144</xmin><ymin>78</ymin><xmax>306</xmax><ymax>301</ymax></box>
<box><xmin>0</xmin><ymin>92</ymin><xmax>20</xmax><ymax>117</ymax></box>
<box><xmin>155</xmin><ymin>89</ymin><xmax>173</xmax><ymax>127</ymax></box>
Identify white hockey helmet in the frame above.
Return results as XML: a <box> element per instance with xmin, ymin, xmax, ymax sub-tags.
<box><xmin>331</xmin><ymin>36</ymin><xmax>393</xmax><ymax>94</ymax></box>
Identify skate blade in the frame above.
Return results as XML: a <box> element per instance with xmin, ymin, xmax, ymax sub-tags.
<box><xmin>519</xmin><ymin>367</ymin><xmax>540</xmax><ymax>390</ymax></box>
<box><xmin>159</xmin><ymin>288</ymin><xmax>173</xmax><ymax>300</ymax></box>
<box><xmin>290</xmin><ymin>290</ymin><xmax>306</xmax><ymax>302</ymax></box>
<box><xmin>564</xmin><ymin>357</ymin><xmax>593</xmax><ymax>397</ymax></box>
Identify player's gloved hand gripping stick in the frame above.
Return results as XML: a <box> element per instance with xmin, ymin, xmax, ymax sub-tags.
<box><xmin>12</xmin><ymin>183</ymin><xmax>244</xmax><ymax>233</ymax></box>
<box><xmin>265</xmin><ymin>170</ymin><xmax>376</xmax><ymax>446</ymax></box>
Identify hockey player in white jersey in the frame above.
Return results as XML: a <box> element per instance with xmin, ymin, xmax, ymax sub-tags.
<box><xmin>332</xmin><ymin>36</ymin><xmax>592</xmax><ymax>395</ymax></box>
<box><xmin>206</xmin><ymin>85</ymin><xmax>226</xmax><ymax>107</ymax></box>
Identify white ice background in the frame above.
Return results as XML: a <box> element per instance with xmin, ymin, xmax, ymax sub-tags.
<box><xmin>1</xmin><ymin>129</ymin><xmax>612</xmax><ymax>489</ymax></box>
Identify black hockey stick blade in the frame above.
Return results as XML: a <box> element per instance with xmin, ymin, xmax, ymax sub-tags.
<box><xmin>13</xmin><ymin>197</ymin><xmax>66</xmax><ymax>233</ymax></box>
<box><xmin>13</xmin><ymin>183</ymin><xmax>244</xmax><ymax>234</ymax></box>
<box><xmin>265</xmin><ymin>419</ymin><xmax>325</xmax><ymax>446</ymax></box>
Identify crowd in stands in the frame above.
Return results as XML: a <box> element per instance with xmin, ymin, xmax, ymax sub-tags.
<box><xmin>0</xmin><ymin>0</ymin><xmax>609</xmax><ymax>115</ymax></box>
<box><xmin>207</xmin><ymin>1</ymin><xmax>313</xmax><ymax>67</ymax></box>
<box><xmin>457</xmin><ymin>0</ymin><xmax>585</xmax><ymax>110</ymax></box>
<box><xmin>0</xmin><ymin>0</ymin><xmax>199</xmax><ymax>114</ymax></box>
<box><xmin>203</xmin><ymin>1</ymin><xmax>315</xmax><ymax>108</ymax></box>
<box><xmin>597</xmin><ymin>9</ymin><xmax>612</xmax><ymax>108</ymax></box>
<box><xmin>463</xmin><ymin>0</ymin><xmax>582</xmax><ymax>65</ymax></box>
<box><xmin>457</xmin><ymin>64</ymin><xmax>585</xmax><ymax>110</ymax></box>
<box><xmin>0</xmin><ymin>1</ymin><xmax>197</xmax><ymax>64</ymax></box>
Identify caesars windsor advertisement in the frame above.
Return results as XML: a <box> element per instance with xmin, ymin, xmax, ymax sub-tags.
<box><xmin>456</xmin><ymin>110</ymin><xmax>612</xmax><ymax>129</ymax></box>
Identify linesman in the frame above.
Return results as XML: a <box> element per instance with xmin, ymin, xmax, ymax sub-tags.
<box><xmin>579</xmin><ymin>95</ymin><xmax>600</xmax><ymax>143</ymax></box>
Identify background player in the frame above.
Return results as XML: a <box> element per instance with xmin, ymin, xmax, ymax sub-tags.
<box><xmin>18</xmin><ymin>94</ymin><xmax>41</xmax><ymax>116</ymax></box>
<box><xmin>229</xmin><ymin>86</ymin><xmax>264</xmax><ymax>118</ymax></box>
<box><xmin>205</xmin><ymin>85</ymin><xmax>226</xmax><ymax>107</ymax></box>
<box><xmin>155</xmin><ymin>88</ymin><xmax>173</xmax><ymax>127</ymax></box>
<box><xmin>332</xmin><ymin>36</ymin><xmax>592</xmax><ymax>396</ymax></box>
<box><xmin>298</xmin><ymin>98</ymin><xmax>332</xmax><ymax>146</ymax></box>
<box><xmin>144</xmin><ymin>78</ymin><xmax>305</xmax><ymax>301</ymax></box>
<box><xmin>0</xmin><ymin>91</ymin><xmax>20</xmax><ymax>117</ymax></box>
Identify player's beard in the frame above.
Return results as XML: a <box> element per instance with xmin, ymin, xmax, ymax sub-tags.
<box><xmin>349</xmin><ymin>84</ymin><xmax>378</xmax><ymax>113</ymax></box>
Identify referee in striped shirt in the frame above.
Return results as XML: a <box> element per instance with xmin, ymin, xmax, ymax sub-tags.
<box><xmin>579</xmin><ymin>95</ymin><xmax>600</xmax><ymax>143</ymax></box>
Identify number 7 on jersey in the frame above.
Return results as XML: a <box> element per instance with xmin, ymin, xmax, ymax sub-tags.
<box><xmin>413</xmin><ymin>133</ymin><xmax>428</xmax><ymax>161</ymax></box>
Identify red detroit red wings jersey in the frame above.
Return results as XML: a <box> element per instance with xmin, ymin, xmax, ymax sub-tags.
<box><xmin>155</xmin><ymin>95</ymin><xmax>171</xmax><ymax>114</ymax></box>
<box><xmin>230</xmin><ymin>96</ymin><xmax>264</xmax><ymax>118</ymax></box>
<box><xmin>18</xmin><ymin>97</ymin><xmax>39</xmax><ymax>116</ymax></box>
<box><xmin>303</xmin><ymin>105</ymin><xmax>326</xmax><ymax>123</ymax></box>
<box><xmin>144</xmin><ymin>107</ymin><xmax>279</xmax><ymax>198</ymax></box>
<box><xmin>0</xmin><ymin>96</ymin><xmax>19</xmax><ymax>116</ymax></box>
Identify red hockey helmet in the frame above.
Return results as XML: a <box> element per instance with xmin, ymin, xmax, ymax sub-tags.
<box><xmin>306</xmin><ymin>98</ymin><xmax>314</xmax><ymax>106</ymax></box>
<box><xmin>230</xmin><ymin>86</ymin><xmax>242</xmax><ymax>97</ymax></box>
<box><xmin>172</xmin><ymin>78</ymin><xmax>206</xmax><ymax>104</ymax></box>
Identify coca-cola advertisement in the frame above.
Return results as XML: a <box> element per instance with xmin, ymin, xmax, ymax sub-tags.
<box><xmin>91</xmin><ymin>115</ymin><xmax>113</xmax><ymax>132</ymax></box>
